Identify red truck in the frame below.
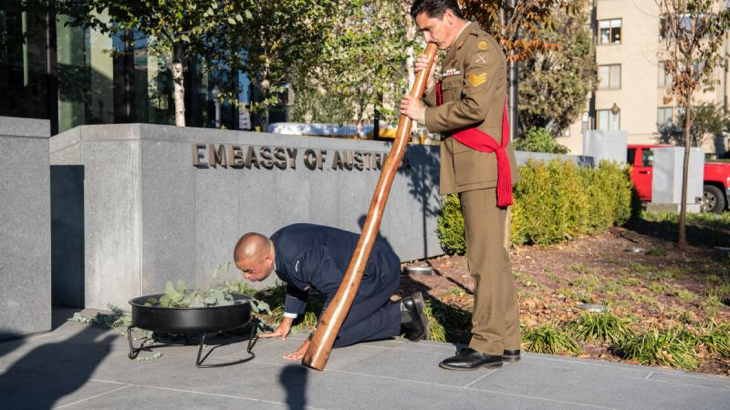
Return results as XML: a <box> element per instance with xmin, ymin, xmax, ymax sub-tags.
<box><xmin>627</xmin><ymin>144</ymin><xmax>730</xmax><ymax>213</ymax></box>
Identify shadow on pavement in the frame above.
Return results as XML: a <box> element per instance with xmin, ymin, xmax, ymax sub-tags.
<box><xmin>279</xmin><ymin>364</ymin><xmax>308</xmax><ymax>410</ymax></box>
<box><xmin>0</xmin><ymin>326</ymin><xmax>115</xmax><ymax>409</ymax></box>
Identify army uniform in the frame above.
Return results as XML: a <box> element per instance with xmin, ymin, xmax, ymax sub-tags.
<box><xmin>420</xmin><ymin>23</ymin><xmax>521</xmax><ymax>356</ymax></box>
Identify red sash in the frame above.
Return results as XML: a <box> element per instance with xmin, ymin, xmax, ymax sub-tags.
<box><xmin>436</xmin><ymin>81</ymin><xmax>513</xmax><ymax>207</ymax></box>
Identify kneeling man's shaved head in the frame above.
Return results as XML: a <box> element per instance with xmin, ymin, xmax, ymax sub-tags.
<box><xmin>234</xmin><ymin>233</ymin><xmax>275</xmax><ymax>282</ymax></box>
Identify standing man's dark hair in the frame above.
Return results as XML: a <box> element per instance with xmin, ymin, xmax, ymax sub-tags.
<box><xmin>410</xmin><ymin>0</ymin><xmax>464</xmax><ymax>20</ymax></box>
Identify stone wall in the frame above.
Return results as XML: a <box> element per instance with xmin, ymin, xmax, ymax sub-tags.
<box><xmin>0</xmin><ymin>116</ymin><xmax>51</xmax><ymax>339</ymax></box>
<box><xmin>50</xmin><ymin>124</ymin><xmax>442</xmax><ymax>309</ymax></box>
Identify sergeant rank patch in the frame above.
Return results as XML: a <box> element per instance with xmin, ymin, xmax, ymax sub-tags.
<box><xmin>477</xmin><ymin>40</ymin><xmax>489</xmax><ymax>51</ymax></box>
<box><xmin>468</xmin><ymin>72</ymin><xmax>487</xmax><ymax>87</ymax></box>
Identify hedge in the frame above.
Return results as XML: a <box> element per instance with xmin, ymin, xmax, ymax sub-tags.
<box><xmin>437</xmin><ymin>160</ymin><xmax>634</xmax><ymax>253</ymax></box>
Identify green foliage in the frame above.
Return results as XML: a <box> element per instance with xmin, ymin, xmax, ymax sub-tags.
<box><xmin>424</xmin><ymin>299</ymin><xmax>472</xmax><ymax>344</ymax></box>
<box><xmin>436</xmin><ymin>194</ymin><xmax>466</xmax><ymax>255</ymax></box>
<box><xmin>614</xmin><ymin>328</ymin><xmax>700</xmax><ymax>371</ymax></box>
<box><xmin>513</xmin><ymin>127</ymin><xmax>568</xmax><ymax>154</ymax></box>
<box><xmin>700</xmin><ymin>322</ymin><xmax>730</xmax><ymax>357</ymax></box>
<box><xmin>291</xmin><ymin>0</ymin><xmax>411</xmax><ymax>129</ymax></box>
<box><xmin>516</xmin><ymin>2</ymin><xmax>596</xmax><ymax>136</ymax></box>
<box><xmin>256</xmin><ymin>283</ymin><xmax>325</xmax><ymax>332</ymax></box>
<box><xmin>659</xmin><ymin>102</ymin><xmax>730</xmax><ymax>147</ymax></box>
<box><xmin>522</xmin><ymin>323</ymin><xmax>580</xmax><ymax>355</ymax></box>
<box><xmin>569</xmin><ymin>312</ymin><xmax>632</xmax><ymax>344</ymax></box>
<box><xmin>511</xmin><ymin>160</ymin><xmax>633</xmax><ymax>246</ymax></box>
<box><xmin>67</xmin><ymin>305</ymin><xmax>132</xmax><ymax>329</ymax></box>
<box><xmin>437</xmin><ymin>160</ymin><xmax>635</xmax><ymax>252</ymax></box>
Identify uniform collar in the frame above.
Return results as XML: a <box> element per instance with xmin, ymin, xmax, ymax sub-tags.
<box><xmin>444</xmin><ymin>21</ymin><xmax>473</xmax><ymax>65</ymax></box>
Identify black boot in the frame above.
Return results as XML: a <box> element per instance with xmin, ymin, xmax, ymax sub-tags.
<box><xmin>400</xmin><ymin>292</ymin><xmax>430</xmax><ymax>342</ymax></box>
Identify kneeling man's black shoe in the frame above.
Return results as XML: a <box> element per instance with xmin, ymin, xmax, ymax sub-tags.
<box><xmin>400</xmin><ymin>292</ymin><xmax>430</xmax><ymax>342</ymax></box>
<box><xmin>439</xmin><ymin>348</ymin><xmax>503</xmax><ymax>371</ymax></box>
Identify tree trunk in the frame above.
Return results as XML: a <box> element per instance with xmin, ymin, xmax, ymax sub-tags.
<box><xmin>678</xmin><ymin>103</ymin><xmax>692</xmax><ymax>248</ymax></box>
<box><xmin>173</xmin><ymin>43</ymin><xmax>186</xmax><ymax>127</ymax></box>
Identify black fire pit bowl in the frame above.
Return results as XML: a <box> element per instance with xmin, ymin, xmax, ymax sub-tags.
<box><xmin>127</xmin><ymin>293</ymin><xmax>258</xmax><ymax>368</ymax></box>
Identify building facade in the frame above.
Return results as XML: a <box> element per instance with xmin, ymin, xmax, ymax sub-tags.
<box><xmin>560</xmin><ymin>0</ymin><xmax>730</xmax><ymax>157</ymax></box>
<box><xmin>0</xmin><ymin>4</ymin><xmax>252</xmax><ymax>135</ymax></box>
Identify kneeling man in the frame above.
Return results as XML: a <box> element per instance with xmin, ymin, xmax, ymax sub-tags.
<box><xmin>234</xmin><ymin>223</ymin><xmax>429</xmax><ymax>360</ymax></box>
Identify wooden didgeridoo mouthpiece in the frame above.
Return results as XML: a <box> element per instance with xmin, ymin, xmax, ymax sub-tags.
<box><xmin>301</xmin><ymin>43</ymin><xmax>439</xmax><ymax>371</ymax></box>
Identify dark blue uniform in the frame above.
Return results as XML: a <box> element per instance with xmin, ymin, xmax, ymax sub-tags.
<box><xmin>270</xmin><ymin>223</ymin><xmax>402</xmax><ymax>347</ymax></box>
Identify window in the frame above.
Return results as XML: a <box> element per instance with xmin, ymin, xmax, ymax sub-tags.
<box><xmin>658</xmin><ymin>63</ymin><xmax>673</xmax><ymax>87</ymax></box>
<box><xmin>581</xmin><ymin>112</ymin><xmax>590</xmax><ymax>132</ymax></box>
<box><xmin>641</xmin><ymin>149</ymin><xmax>654</xmax><ymax>167</ymax></box>
<box><xmin>598</xmin><ymin>64</ymin><xmax>621</xmax><ymax>89</ymax></box>
<box><xmin>627</xmin><ymin>148</ymin><xmax>637</xmax><ymax>165</ymax></box>
<box><xmin>599</xmin><ymin>19</ymin><xmax>622</xmax><ymax>44</ymax></box>
<box><xmin>657</xmin><ymin>107</ymin><xmax>674</xmax><ymax>129</ymax></box>
<box><xmin>597</xmin><ymin>109</ymin><xmax>620</xmax><ymax>130</ymax></box>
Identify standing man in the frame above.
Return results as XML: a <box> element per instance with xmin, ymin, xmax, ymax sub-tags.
<box><xmin>234</xmin><ymin>223</ymin><xmax>430</xmax><ymax>360</ymax></box>
<box><xmin>400</xmin><ymin>0</ymin><xmax>521</xmax><ymax>370</ymax></box>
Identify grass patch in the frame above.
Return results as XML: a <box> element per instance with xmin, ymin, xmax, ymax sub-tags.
<box><xmin>424</xmin><ymin>298</ymin><xmax>472</xmax><ymax>343</ymax></box>
<box><xmin>670</xmin><ymin>289</ymin><xmax>697</xmax><ymax>302</ymax></box>
<box><xmin>614</xmin><ymin>328</ymin><xmax>700</xmax><ymax>371</ymax></box>
<box><xmin>702</xmin><ymin>295</ymin><xmax>722</xmax><ymax>319</ymax></box>
<box><xmin>568</xmin><ymin>312</ymin><xmax>632</xmax><ymax>344</ymax></box>
<box><xmin>647</xmin><ymin>283</ymin><xmax>670</xmax><ymax>293</ymax></box>
<box><xmin>522</xmin><ymin>323</ymin><xmax>580</xmax><ymax>355</ymax></box>
<box><xmin>646</xmin><ymin>247</ymin><xmax>668</xmax><ymax>257</ymax></box>
<box><xmin>700</xmin><ymin>323</ymin><xmax>730</xmax><ymax>357</ymax></box>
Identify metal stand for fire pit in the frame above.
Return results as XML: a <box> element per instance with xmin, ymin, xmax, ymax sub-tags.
<box><xmin>127</xmin><ymin>293</ymin><xmax>259</xmax><ymax>368</ymax></box>
<box><xmin>126</xmin><ymin>319</ymin><xmax>259</xmax><ymax>368</ymax></box>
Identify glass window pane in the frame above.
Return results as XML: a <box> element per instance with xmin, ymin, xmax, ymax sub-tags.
<box><xmin>599</xmin><ymin>20</ymin><xmax>610</xmax><ymax>29</ymax></box>
<box><xmin>610</xmin><ymin>112</ymin><xmax>620</xmax><ymax>130</ymax></box>
<box><xmin>600</xmin><ymin>28</ymin><xmax>610</xmax><ymax>44</ymax></box>
<box><xmin>611</xmin><ymin>27</ymin><xmax>621</xmax><ymax>43</ymax></box>
<box><xmin>598</xmin><ymin>66</ymin><xmax>609</xmax><ymax>88</ymax></box>
<box><xmin>598</xmin><ymin>110</ymin><xmax>609</xmax><ymax>130</ymax></box>
<box><xmin>610</xmin><ymin>65</ymin><xmax>621</xmax><ymax>88</ymax></box>
<box><xmin>611</xmin><ymin>19</ymin><xmax>622</xmax><ymax>28</ymax></box>
<box><xmin>642</xmin><ymin>150</ymin><xmax>653</xmax><ymax>167</ymax></box>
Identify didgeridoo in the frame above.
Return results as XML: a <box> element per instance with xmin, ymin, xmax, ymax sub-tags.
<box><xmin>302</xmin><ymin>43</ymin><xmax>439</xmax><ymax>370</ymax></box>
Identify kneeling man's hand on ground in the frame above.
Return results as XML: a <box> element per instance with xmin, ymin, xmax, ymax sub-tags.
<box><xmin>260</xmin><ymin>316</ymin><xmax>294</xmax><ymax>341</ymax></box>
<box><xmin>259</xmin><ymin>316</ymin><xmax>311</xmax><ymax>360</ymax></box>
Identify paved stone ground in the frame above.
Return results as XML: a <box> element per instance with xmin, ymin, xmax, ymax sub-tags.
<box><xmin>0</xmin><ymin>308</ymin><xmax>728</xmax><ymax>410</ymax></box>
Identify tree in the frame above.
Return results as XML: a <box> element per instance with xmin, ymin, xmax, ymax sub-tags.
<box><xmin>513</xmin><ymin>127</ymin><xmax>568</xmax><ymax>153</ymax></box>
<box><xmin>658</xmin><ymin>102</ymin><xmax>729</xmax><ymax>148</ymax></box>
<box><xmin>55</xmin><ymin>0</ymin><xmax>252</xmax><ymax>127</ymax></box>
<box><xmin>461</xmin><ymin>0</ymin><xmax>581</xmax><ymax>139</ymax></box>
<box><xmin>217</xmin><ymin>0</ymin><xmax>339</xmax><ymax>131</ymax></box>
<box><xmin>656</xmin><ymin>0</ymin><xmax>730</xmax><ymax>247</ymax></box>
<box><xmin>290</xmin><ymin>0</ymin><xmax>412</xmax><ymax>133</ymax></box>
<box><xmin>517</xmin><ymin>0</ymin><xmax>595</xmax><ymax>136</ymax></box>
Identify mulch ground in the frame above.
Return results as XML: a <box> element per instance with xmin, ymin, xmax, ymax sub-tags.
<box><xmin>398</xmin><ymin>219</ymin><xmax>730</xmax><ymax>376</ymax></box>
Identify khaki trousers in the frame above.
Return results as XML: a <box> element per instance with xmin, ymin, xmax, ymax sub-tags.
<box><xmin>459</xmin><ymin>188</ymin><xmax>521</xmax><ymax>355</ymax></box>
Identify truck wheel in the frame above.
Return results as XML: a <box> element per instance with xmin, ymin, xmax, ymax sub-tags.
<box><xmin>702</xmin><ymin>185</ymin><xmax>726</xmax><ymax>213</ymax></box>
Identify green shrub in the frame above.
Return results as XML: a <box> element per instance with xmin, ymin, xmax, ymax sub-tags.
<box><xmin>522</xmin><ymin>323</ymin><xmax>580</xmax><ymax>355</ymax></box>
<box><xmin>436</xmin><ymin>194</ymin><xmax>467</xmax><ymax>255</ymax></box>
<box><xmin>569</xmin><ymin>312</ymin><xmax>633</xmax><ymax>344</ymax></box>
<box><xmin>436</xmin><ymin>159</ymin><xmax>635</xmax><ymax>253</ymax></box>
<box><xmin>513</xmin><ymin>127</ymin><xmax>569</xmax><ymax>154</ymax></box>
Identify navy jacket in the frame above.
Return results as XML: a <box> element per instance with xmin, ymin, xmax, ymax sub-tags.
<box><xmin>270</xmin><ymin>223</ymin><xmax>400</xmax><ymax>316</ymax></box>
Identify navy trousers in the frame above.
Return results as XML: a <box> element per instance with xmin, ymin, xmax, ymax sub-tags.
<box><xmin>331</xmin><ymin>257</ymin><xmax>402</xmax><ymax>348</ymax></box>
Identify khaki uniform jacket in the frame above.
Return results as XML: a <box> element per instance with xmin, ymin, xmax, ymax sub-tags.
<box><xmin>423</xmin><ymin>23</ymin><xmax>520</xmax><ymax>195</ymax></box>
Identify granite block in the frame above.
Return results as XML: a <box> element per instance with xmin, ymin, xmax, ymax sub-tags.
<box><xmin>0</xmin><ymin>121</ymin><xmax>51</xmax><ymax>338</ymax></box>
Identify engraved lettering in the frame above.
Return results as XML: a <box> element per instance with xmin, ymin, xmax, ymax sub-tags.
<box><xmin>192</xmin><ymin>143</ymin><xmax>206</xmax><ymax>167</ymax></box>
<box><xmin>208</xmin><ymin>144</ymin><xmax>227</xmax><ymax>167</ymax></box>
<box><xmin>303</xmin><ymin>149</ymin><xmax>317</xmax><ymax>170</ymax></box>
<box><xmin>259</xmin><ymin>147</ymin><xmax>274</xmax><ymax>169</ymax></box>
<box><xmin>286</xmin><ymin>148</ymin><xmax>298</xmax><ymax>169</ymax></box>
<box><xmin>273</xmin><ymin>147</ymin><xmax>288</xmax><ymax>170</ymax></box>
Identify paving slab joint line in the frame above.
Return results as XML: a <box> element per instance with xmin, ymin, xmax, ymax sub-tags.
<box><xmin>331</xmin><ymin>368</ymin><xmax>616</xmax><ymax>410</ymax></box>
<box><xmin>462</xmin><ymin>368</ymin><xmax>499</xmax><ymax>388</ymax></box>
<box><xmin>104</xmin><ymin>382</ymin><xmax>326</xmax><ymax>410</ymax></box>
<box><xmin>54</xmin><ymin>384</ymin><xmax>132</xmax><ymax>409</ymax></box>
<box><xmin>645</xmin><ymin>371</ymin><xmax>653</xmax><ymax>380</ymax></box>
